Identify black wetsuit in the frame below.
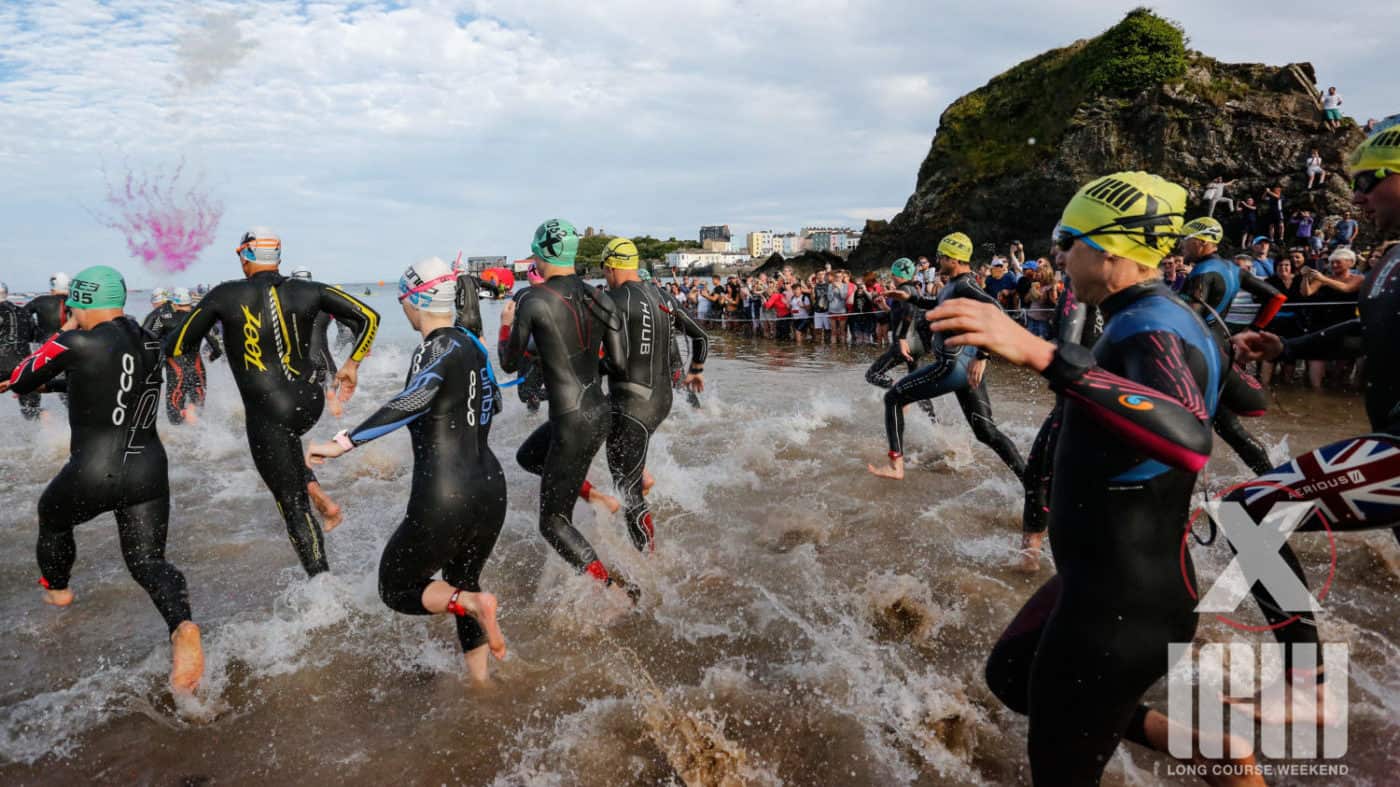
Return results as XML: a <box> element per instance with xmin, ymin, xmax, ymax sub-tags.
<box><xmin>307</xmin><ymin>312</ymin><xmax>338</xmax><ymax>388</ymax></box>
<box><xmin>344</xmin><ymin>326</ymin><xmax>506</xmax><ymax>652</ymax></box>
<box><xmin>168</xmin><ymin>271</ymin><xmax>379</xmax><ymax>575</ymax></box>
<box><xmin>883</xmin><ymin>273</ymin><xmax>1025</xmax><ymax>478</ymax></box>
<box><xmin>1182</xmin><ymin>254</ymin><xmax>1285</xmax><ymax>474</ymax></box>
<box><xmin>24</xmin><ymin>294</ymin><xmax>69</xmax><ymax>409</ymax></box>
<box><xmin>659</xmin><ymin>286</ymin><xmax>702</xmax><ymax>409</ymax></box>
<box><xmin>502</xmin><ymin>274</ymin><xmax>625</xmax><ymax>578</ymax></box>
<box><xmin>1021</xmin><ymin>284</ymin><xmax>1101</xmax><ymax>535</ymax></box>
<box><xmin>454</xmin><ymin>274</ymin><xmax>485</xmax><ymax>338</ymax></box>
<box><xmin>499</xmin><ymin>287</ymin><xmax>547</xmax><ymax>412</ymax></box>
<box><xmin>984</xmin><ymin>282</ymin><xmax>1223</xmax><ymax>786</ymax></box>
<box><xmin>146</xmin><ymin>306</ymin><xmax>222</xmax><ymax>424</ymax></box>
<box><xmin>864</xmin><ymin>280</ymin><xmax>937</xmax><ymax>422</ymax></box>
<box><xmin>605</xmin><ymin>280</ymin><xmax>709</xmax><ymax>551</ymax></box>
<box><xmin>0</xmin><ymin>301</ymin><xmax>39</xmax><ymax>419</ymax></box>
<box><xmin>8</xmin><ymin>318</ymin><xmax>191</xmax><ymax>633</ymax></box>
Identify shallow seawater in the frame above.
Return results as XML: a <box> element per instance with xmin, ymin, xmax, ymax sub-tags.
<box><xmin>1</xmin><ymin>289</ymin><xmax>1396</xmax><ymax>785</ymax></box>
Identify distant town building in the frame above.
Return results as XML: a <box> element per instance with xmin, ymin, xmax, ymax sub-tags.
<box><xmin>779</xmin><ymin>233</ymin><xmax>805</xmax><ymax>255</ymax></box>
<box><xmin>465</xmin><ymin>255</ymin><xmax>509</xmax><ymax>272</ymax></box>
<box><xmin>746</xmin><ymin>230</ymin><xmax>774</xmax><ymax>258</ymax></box>
<box><xmin>702</xmin><ymin>238</ymin><xmax>733</xmax><ymax>252</ymax></box>
<box><xmin>804</xmin><ymin>227</ymin><xmax>860</xmax><ymax>254</ymax></box>
<box><xmin>664</xmin><ymin>249</ymin><xmax>751</xmax><ymax>270</ymax></box>
<box><xmin>699</xmin><ymin>225</ymin><xmax>732</xmax><ymax>244</ymax></box>
<box><xmin>584</xmin><ymin>226</ymin><xmax>595</xmax><ymax>238</ymax></box>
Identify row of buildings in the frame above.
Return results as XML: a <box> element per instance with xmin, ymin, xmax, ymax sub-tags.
<box><xmin>665</xmin><ymin>225</ymin><xmax>862</xmax><ymax>270</ymax></box>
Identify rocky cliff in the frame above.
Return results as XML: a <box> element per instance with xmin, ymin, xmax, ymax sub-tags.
<box><xmin>849</xmin><ymin>9</ymin><xmax>1365</xmax><ymax>271</ymax></box>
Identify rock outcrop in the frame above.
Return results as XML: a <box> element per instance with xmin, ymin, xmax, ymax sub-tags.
<box><xmin>850</xmin><ymin>9</ymin><xmax>1365</xmax><ymax>272</ymax></box>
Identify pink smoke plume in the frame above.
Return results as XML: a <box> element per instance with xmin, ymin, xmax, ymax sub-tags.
<box><xmin>97</xmin><ymin>162</ymin><xmax>223</xmax><ymax>273</ymax></box>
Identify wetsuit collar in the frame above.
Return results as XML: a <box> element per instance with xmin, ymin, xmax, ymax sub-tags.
<box><xmin>248</xmin><ymin>269</ymin><xmax>285</xmax><ymax>283</ymax></box>
<box><xmin>1098</xmin><ymin>281</ymin><xmax>1170</xmax><ymax>322</ymax></box>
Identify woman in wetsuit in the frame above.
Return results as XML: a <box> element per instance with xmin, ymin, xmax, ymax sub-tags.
<box><xmin>500</xmin><ymin>219</ymin><xmax>630</xmax><ymax>591</ymax></box>
<box><xmin>869</xmin><ymin>233</ymin><xmax>1026</xmax><ymax>482</ymax></box>
<box><xmin>931</xmin><ymin>173</ymin><xmax>1261</xmax><ymax>785</ymax></box>
<box><xmin>2</xmin><ymin>266</ymin><xmax>203</xmax><ymax>693</ymax></box>
<box><xmin>308</xmin><ymin>258</ymin><xmax>506</xmax><ymax>683</ymax></box>
<box><xmin>863</xmin><ymin>257</ymin><xmax>938</xmax><ymax>426</ymax></box>
<box><xmin>168</xmin><ymin>227</ymin><xmax>380</xmax><ymax>576</ymax></box>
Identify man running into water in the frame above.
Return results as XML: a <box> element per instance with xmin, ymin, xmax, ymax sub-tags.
<box><xmin>1179</xmin><ymin>216</ymin><xmax>1283</xmax><ymax>475</ymax></box>
<box><xmin>146</xmin><ymin>287</ymin><xmax>223</xmax><ymax>425</ymax></box>
<box><xmin>868</xmin><ymin>233</ymin><xmax>1026</xmax><ymax>482</ymax></box>
<box><xmin>583</xmin><ymin>239</ymin><xmax>708</xmax><ymax>552</ymax></box>
<box><xmin>25</xmin><ymin>272</ymin><xmax>70</xmax><ymax>342</ymax></box>
<box><xmin>648</xmin><ymin>270</ymin><xmax>702</xmax><ymax>409</ymax></box>
<box><xmin>500</xmin><ymin>262</ymin><xmax>549</xmax><ymax>413</ymax></box>
<box><xmin>501</xmin><ymin>219</ymin><xmax>631</xmax><ymax>591</ymax></box>
<box><xmin>1</xmin><ymin>266</ymin><xmax>203</xmax><ymax>693</ymax></box>
<box><xmin>0</xmin><ymin>281</ymin><xmax>40</xmax><ymax>420</ymax></box>
<box><xmin>308</xmin><ymin>258</ymin><xmax>506</xmax><ymax>684</ymax></box>
<box><xmin>168</xmin><ymin>228</ymin><xmax>380</xmax><ymax>576</ymax></box>
<box><xmin>934</xmin><ymin>172</ymin><xmax>1261</xmax><ymax>786</ymax></box>
<box><xmin>864</xmin><ymin>257</ymin><xmax>937</xmax><ymax>424</ymax></box>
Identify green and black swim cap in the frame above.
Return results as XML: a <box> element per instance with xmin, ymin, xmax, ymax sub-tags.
<box><xmin>890</xmin><ymin>257</ymin><xmax>916</xmax><ymax>280</ymax></box>
<box><xmin>66</xmin><ymin>265</ymin><xmax>127</xmax><ymax>310</ymax></box>
<box><xmin>531</xmin><ymin>218</ymin><xmax>580</xmax><ymax>268</ymax></box>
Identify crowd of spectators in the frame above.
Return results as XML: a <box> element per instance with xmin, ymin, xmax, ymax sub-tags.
<box><xmin>655</xmin><ymin>218</ymin><xmax>1383</xmax><ymax>392</ymax></box>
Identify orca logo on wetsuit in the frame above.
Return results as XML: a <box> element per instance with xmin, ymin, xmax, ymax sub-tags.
<box><xmin>240</xmin><ymin>304</ymin><xmax>267</xmax><ymax>372</ymax></box>
<box><xmin>1118</xmin><ymin>394</ymin><xmax>1155</xmax><ymax>411</ymax></box>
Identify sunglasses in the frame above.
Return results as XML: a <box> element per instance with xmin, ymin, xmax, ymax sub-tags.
<box><xmin>1351</xmin><ymin>168</ymin><xmax>1393</xmax><ymax>194</ymax></box>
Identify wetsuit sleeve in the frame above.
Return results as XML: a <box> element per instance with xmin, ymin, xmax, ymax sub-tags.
<box><xmin>1240</xmin><ymin>272</ymin><xmax>1285</xmax><ymax>329</ymax></box>
<box><xmin>309</xmin><ymin>312</ymin><xmax>332</xmax><ymax>370</ymax></box>
<box><xmin>889</xmin><ymin>298</ymin><xmax>912</xmax><ymax>344</ymax></box>
<box><xmin>1058</xmin><ymin>302</ymin><xmax>1088</xmax><ymax>346</ymax></box>
<box><xmin>598</xmin><ymin>292</ymin><xmax>627</xmax><ymax>377</ymax></box>
<box><xmin>667</xmin><ymin>298</ymin><xmax>710</xmax><ymax>371</ymax></box>
<box><xmin>317</xmin><ymin>286</ymin><xmax>379</xmax><ymax>362</ymax></box>
<box><xmin>344</xmin><ymin>345</ymin><xmax>444</xmax><ymax>446</ymax></box>
<box><xmin>1181</xmin><ymin>272</ymin><xmax>1224</xmax><ymax>322</ymax></box>
<box><xmin>168</xmin><ymin>302</ymin><xmax>218</xmax><ymax>359</ymax></box>
<box><xmin>1280</xmin><ymin>319</ymin><xmax>1363</xmax><ymax>362</ymax></box>
<box><xmin>204</xmin><ymin>327</ymin><xmax>224</xmax><ymax>361</ymax></box>
<box><xmin>500</xmin><ymin>295</ymin><xmax>533</xmax><ymax>374</ymax></box>
<box><xmin>141</xmin><ymin>309</ymin><xmax>161</xmax><ymax>335</ymax></box>
<box><xmin>8</xmin><ymin>330</ymin><xmax>80</xmax><ymax>394</ymax></box>
<box><xmin>1041</xmin><ymin>337</ymin><xmax>1214</xmax><ymax>472</ymax></box>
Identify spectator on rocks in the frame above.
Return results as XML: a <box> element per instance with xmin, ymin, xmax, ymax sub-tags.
<box><xmin>1250</xmin><ymin>236</ymin><xmax>1276</xmax><ymax>278</ymax></box>
<box><xmin>1236</xmin><ymin>197</ymin><xmax>1258</xmax><ymax>247</ymax></box>
<box><xmin>1263</xmin><ymin>184</ymin><xmax>1286</xmax><ymax>242</ymax></box>
<box><xmin>1333</xmin><ymin>211</ymin><xmax>1359</xmax><ymax>248</ymax></box>
<box><xmin>1203</xmin><ymin>176</ymin><xmax>1236</xmax><ymax>217</ymax></box>
<box><xmin>1321</xmin><ymin>86</ymin><xmax>1344</xmax><ymax>131</ymax></box>
<box><xmin>1290</xmin><ymin>210</ymin><xmax>1315</xmax><ymax>246</ymax></box>
<box><xmin>1305</xmin><ymin>149</ymin><xmax>1326</xmax><ymax>189</ymax></box>
<box><xmin>1310</xmin><ymin>225</ymin><xmax>1328</xmax><ymax>256</ymax></box>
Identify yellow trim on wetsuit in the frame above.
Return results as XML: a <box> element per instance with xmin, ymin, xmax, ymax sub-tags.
<box><xmin>268</xmin><ymin>286</ymin><xmax>300</xmax><ymax>376</ymax></box>
<box><xmin>169</xmin><ymin>306</ymin><xmax>201</xmax><ymax>358</ymax></box>
<box><xmin>327</xmin><ymin>286</ymin><xmax>379</xmax><ymax>362</ymax></box>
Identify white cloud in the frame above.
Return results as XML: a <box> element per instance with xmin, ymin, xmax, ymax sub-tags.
<box><xmin>0</xmin><ymin>0</ymin><xmax>1391</xmax><ymax>289</ymax></box>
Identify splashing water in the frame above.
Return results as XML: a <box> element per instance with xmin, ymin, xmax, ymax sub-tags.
<box><xmin>97</xmin><ymin>163</ymin><xmax>222</xmax><ymax>273</ymax></box>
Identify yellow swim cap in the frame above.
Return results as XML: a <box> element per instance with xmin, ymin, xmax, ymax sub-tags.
<box><xmin>1349</xmin><ymin>124</ymin><xmax>1400</xmax><ymax>175</ymax></box>
<box><xmin>602</xmin><ymin>237</ymin><xmax>640</xmax><ymax>270</ymax></box>
<box><xmin>1058</xmin><ymin>171</ymin><xmax>1186</xmax><ymax>267</ymax></box>
<box><xmin>937</xmin><ymin>232</ymin><xmax>973</xmax><ymax>262</ymax></box>
<box><xmin>1182</xmin><ymin>216</ymin><xmax>1223</xmax><ymax>244</ymax></box>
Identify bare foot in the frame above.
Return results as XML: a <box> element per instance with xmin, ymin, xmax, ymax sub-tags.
<box><xmin>169</xmin><ymin>621</ymin><xmax>204</xmax><ymax>694</ymax></box>
<box><xmin>327</xmin><ymin>396</ymin><xmax>344</xmax><ymax>419</ymax></box>
<box><xmin>1013</xmin><ymin>532</ymin><xmax>1043</xmax><ymax>574</ymax></box>
<box><xmin>1141</xmin><ymin>708</ymin><xmax>1264</xmax><ymax>787</ymax></box>
<box><xmin>1223</xmin><ymin>669</ymin><xmax>1339</xmax><ymax>726</ymax></box>
<box><xmin>454</xmin><ymin>591</ymin><xmax>507</xmax><ymax>661</ymax></box>
<box><xmin>181</xmin><ymin>406</ymin><xmax>199</xmax><ymax>424</ymax></box>
<box><xmin>641</xmin><ymin>470</ymin><xmax>655</xmax><ymax>497</ymax></box>
<box><xmin>588</xmin><ymin>487</ymin><xmax>621</xmax><ymax>514</ymax></box>
<box><xmin>308</xmin><ymin>482</ymin><xmax>344</xmax><ymax>532</ymax></box>
<box><xmin>867</xmin><ymin>455</ymin><xmax>905</xmax><ymax>480</ymax></box>
<box><xmin>42</xmin><ymin>587</ymin><xmax>74</xmax><ymax>606</ymax></box>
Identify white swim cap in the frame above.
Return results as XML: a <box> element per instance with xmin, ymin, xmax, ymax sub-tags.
<box><xmin>238</xmin><ymin>227</ymin><xmax>282</xmax><ymax>265</ymax></box>
<box><xmin>51</xmin><ymin>272</ymin><xmax>71</xmax><ymax>292</ymax></box>
<box><xmin>398</xmin><ymin>257</ymin><xmax>457</xmax><ymax>314</ymax></box>
<box><xmin>171</xmin><ymin>287</ymin><xmax>192</xmax><ymax>306</ymax></box>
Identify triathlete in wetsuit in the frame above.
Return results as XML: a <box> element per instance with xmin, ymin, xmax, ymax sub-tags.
<box><xmin>499</xmin><ymin>266</ymin><xmax>548</xmax><ymax>413</ymax></box>
<box><xmin>1179</xmin><ymin>216</ymin><xmax>1284</xmax><ymax>475</ymax></box>
<box><xmin>649</xmin><ymin>272</ymin><xmax>703</xmax><ymax>409</ymax></box>
<box><xmin>2</xmin><ymin>266</ymin><xmax>203</xmax><ymax>693</ymax></box>
<box><xmin>148</xmin><ymin>288</ymin><xmax>223</xmax><ymax>424</ymax></box>
<box><xmin>307</xmin><ymin>258</ymin><xmax>506</xmax><ymax>683</ymax></box>
<box><xmin>869</xmin><ymin>233</ymin><xmax>1026</xmax><ymax>482</ymax></box>
<box><xmin>594</xmin><ymin>239</ymin><xmax>708</xmax><ymax>552</ymax></box>
<box><xmin>501</xmin><ymin>219</ymin><xmax>628</xmax><ymax>587</ymax></box>
<box><xmin>0</xmin><ymin>281</ymin><xmax>40</xmax><ymax>419</ymax></box>
<box><xmin>864</xmin><ymin>257</ymin><xmax>938</xmax><ymax>424</ymax></box>
<box><xmin>936</xmin><ymin>173</ymin><xmax>1256</xmax><ymax>784</ymax></box>
<box><xmin>24</xmin><ymin>273</ymin><xmax>70</xmax><ymax>341</ymax></box>
<box><xmin>168</xmin><ymin>228</ymin><xmax>380</xmax><ymax>576</ymax></box>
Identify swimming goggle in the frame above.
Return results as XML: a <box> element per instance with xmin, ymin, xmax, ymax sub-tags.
<box><xmin>398</xmin><ymin>271</ymin><xmax>457</xmax><ymax>302</ymax></box>
<box><xmin>1053</xmin><ymin>213</ymin><xmax>1184</xmax><ymax>253</ymax></box>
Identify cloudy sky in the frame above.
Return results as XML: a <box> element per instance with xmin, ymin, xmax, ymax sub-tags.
<box><xmin>0</xmin><ymin>0</ymin><xmax>1392</xmax><ymax>289</ymax></box>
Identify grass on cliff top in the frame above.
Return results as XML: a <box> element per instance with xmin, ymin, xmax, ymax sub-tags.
<box><xmin>930</xmin><ymin>7</ymin><xmax>1187</xmax><ymax>180</ymax></box>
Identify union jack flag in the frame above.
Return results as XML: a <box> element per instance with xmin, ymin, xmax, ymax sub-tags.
<box><xmin>1228</xmin><ymin>435</ymin><xmax>1400</xmax><ymax>532</ymax></box>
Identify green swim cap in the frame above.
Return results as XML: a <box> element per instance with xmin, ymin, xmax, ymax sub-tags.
<box><xmin>891</xmin><ymin>257</ymin><xmax>916</xmax><ymax>280</ymax></box>
<box><xmin>638</xmin><ymin>269</ymin><xmax>653</xmax><ymax>281</ymax></box>
<box><xmin>66</xmin><ymin>265</ymin><xmax>127</xmax><ymax>310</ymax></box>
<box><xmin>531</xmin><ymin>218</ymin><xmax>580</xmax><ymax>268</ymax></box>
